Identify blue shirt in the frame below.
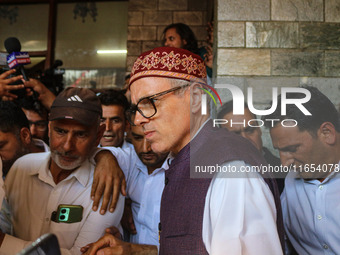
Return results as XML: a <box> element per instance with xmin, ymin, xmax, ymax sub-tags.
<box><xmin>126</xmin><ymin>152</ymin><xmax>168</xmax><ymax>248</ymax></box>
<box><xmin>281</xmin><ymin>168</ymin><xmax>340</xmax><ymax>255</ymax></box>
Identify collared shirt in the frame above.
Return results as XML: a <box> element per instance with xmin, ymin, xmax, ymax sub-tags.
<box><xmin>203</xmin><ymin>160</ymin><xmax>283</xmax><ymax>255</ymax></box>
<box><xmin>122</xmin><ymin>140</ymin><xmax>134</xmax><ymax>151</ymax></box>
<box><xmin>127</xmin><ymin>150</ymin><xmax>168</xmax><ymax>248</ymax></box>
<box><xmin>103</xmin><ymin>146</ymin><xmax>168</xmax><ymax>247</ymax></box>
<box><xmin>0</xmin><ymin>152</ymin><xmax>124</xmax><ymax>255</ymax></box>
<box><xmin>281</xmin><ymin>167</ymin><xmax>340</xmax><ymax>255</ymax></box>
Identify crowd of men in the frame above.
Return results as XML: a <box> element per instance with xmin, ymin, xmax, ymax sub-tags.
<box><xmin>0</xmin><ymin>46</ymin><xmax>338</xmax><ymax>255</ymax></box>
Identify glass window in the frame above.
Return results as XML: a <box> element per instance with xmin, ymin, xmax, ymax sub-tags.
<box><xmin>56</xmin><ymin>2</ymin><xmax>128</xmax><ymax>88</ymax></box>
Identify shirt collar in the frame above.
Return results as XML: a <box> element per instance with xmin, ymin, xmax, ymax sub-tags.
<box><xmin>29</xmin><ymin>152</ymin><xmax>93</xmax><ymax>188</ymax></box>
<box><xmin>304</xmin><ymin>161</ymin><xmax>340</xmax><ymax>185</ymax></box>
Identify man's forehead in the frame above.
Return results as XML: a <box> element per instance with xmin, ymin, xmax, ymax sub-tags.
<box><xmin>130</xmin><ymin>77</ymin><xmax>171</xmax><ymax>102</ymax></box>
<box><xmin>102</xmin><ymin>104</ymin><xmax>125</xmax><ymax>113</ymax></box>
<box><xmin>51</xmin><ymin>119</ymin><xmax>92</xmax><ymax>129</ymax></box>
<box><xmin>270</xmin><ymin>124</ymin><xmax>302</xmax><ymax>143</ymax></box>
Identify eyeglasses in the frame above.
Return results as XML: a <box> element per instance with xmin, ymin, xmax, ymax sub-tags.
<box><xmin>126</xmin><ymin>84</ymin><xmax>189</xmax><ymax>125</ymax></box>
<box><xmin>28</xmin><ymin>120</ymin><xmax>48</xmax><ymax>131</ymax></box>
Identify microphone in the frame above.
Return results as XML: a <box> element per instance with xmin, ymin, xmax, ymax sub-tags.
<box><xmin>4</xmin><ymin>37</ymin><xmax>31</xmax><ymax>81</ymax></box>
<box><xmin>4</xmin><ymin>37</ymin><xmax>41</xmax><ymax>111</ymax></box>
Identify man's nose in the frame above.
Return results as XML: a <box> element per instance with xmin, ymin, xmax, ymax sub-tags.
<box><xmin>105</xmin><ymin>119</ymin><xmax>112</xmax><ymax>131</ymax></box>
<box><xmin>279</xmin><ymin>151</ymin><xmax>294</xmax><ymax>166</ymax></box>
<box><xmin>142</xmin><ymin>138</ymin><xmax>152</xmax><ymax>153</ymax></box>
<box><xmin>134</xmin><ymin>111</ymin><xmax>149</xmax><ymax>126</ymax></box>
<box><xmin>62</xmin><ymin>134</ymin><xmax>75</xmax><ymax>152</ymax></box>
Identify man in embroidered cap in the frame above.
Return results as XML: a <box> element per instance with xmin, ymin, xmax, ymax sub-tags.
<box><xmin>0</xmin><ymin>87</ymin><xmax>124</xmax><ymax>254</ymax></box>
<box><xmin>83</xmin><ymin>47</ymin><xmax>284</xmax><ymax>255</ymax></box>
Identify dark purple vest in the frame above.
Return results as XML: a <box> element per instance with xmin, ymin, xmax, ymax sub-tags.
<box><xmin>159</xmin><ymin>120</ymin><xmax>284</xmax><ymax>254</ymax></box>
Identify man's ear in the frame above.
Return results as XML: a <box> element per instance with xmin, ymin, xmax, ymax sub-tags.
<box><xmin>20</xmin><ymin>127</ymin><xmax>32</xmax><ymax>146</ymax></box>
<box><xmin>95</xmin><ymin>124</ymin><xmax>106</xmax><ymax>146</ymax></box>
<box><xmin>318</xmin><ymin>122</ymin><xmax>336</xmax><ymax>145</ymax></box>
<box><xmin>190</xmin><ymin>83</ymin><xmax>204</xmax><ymax>114</ymax></box>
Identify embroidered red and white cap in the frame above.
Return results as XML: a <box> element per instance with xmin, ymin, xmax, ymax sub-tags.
<box><xmin>49</xmin><ymin>87</ymin><xmax>102</xmax><ymax>126</ymax></box>
<box><xmin>129</xmin><ymin>47</ymin><xmax>207</xmax><ymax>87</ymax></box>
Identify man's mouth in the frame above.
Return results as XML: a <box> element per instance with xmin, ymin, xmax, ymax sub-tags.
<box><xmin>103</xmin><ymin>134</ymin><xmax>115</xmax><ymax>140</ymax></box>
<box><xmin>144</xmin><ymin>130</ymin><xmax>154</xmax><ymax>139</ymax></box>
<box><xmin>141</xmin><ymin>153</ymin><xmax>156</xmax><ymax>160</ymax></box>
<box><xmin>57</xmin><ymin>153</ymin><xmax>78</xmax><ymax>162</ymax></box>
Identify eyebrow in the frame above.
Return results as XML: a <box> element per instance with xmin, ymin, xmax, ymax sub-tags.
<box><xmin>275</xmin><ymin>144</ymin><xmax>300</xmax><ymax>152</ymax></box>
<box><xmin>101</xmin><ymin>116</ymin><xmax>122</xmax><ymax>120</ymax></box>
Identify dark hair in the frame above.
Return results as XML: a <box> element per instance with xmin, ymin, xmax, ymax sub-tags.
<box><xmin>0</xmin><ymin>101</ymin><xmax>29</xmax><ymax>133</ymax></box>
<box><xmin>217</xmin><ymin>101</ymin><xmax>255</xmax><ymax>119</ymax></box>
<box><xmin>264</xmin><ymin>86</ymin><xmax>340</xmax><ymax>133</ymax></box>
<box><xmin>163</xmin><ymin>23</ymin><xmax>198</xmax><ymax>54</ymax></box>
<box><xmin>98</xmin><ymin>89</ymin><xmax>130</xmax><ymax>111</ymax></box>
<box><xmin>18</xmin><ymin>96</ymin><xmax>48</xmax><ymax>119</ymax></box>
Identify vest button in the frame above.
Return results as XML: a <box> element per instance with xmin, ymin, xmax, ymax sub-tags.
<box><xmin>165</xmin><ymin>177</ymin><xmax>169</xmax><ymax>185</ymax></box>
<box><xmin>158</xmin><ymin>222</ymin><xmax>162</xmax><ymax>231</ymax></box>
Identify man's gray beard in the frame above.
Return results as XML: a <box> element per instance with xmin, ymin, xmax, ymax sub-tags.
<box><xmin>51</xmin><ymin>151</ymin><xmax>83</xmax><ymax>171</ymax></box>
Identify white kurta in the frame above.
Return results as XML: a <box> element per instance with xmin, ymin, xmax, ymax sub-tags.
<box><xmin>203</xmin><ymin>160</ymin><xmax>283</xmax><ymax>255</ymax></box>
<box><xmin>0</xmin><ymin>152</ymin><xmax>124</xmax><ymax>255</ymax></box>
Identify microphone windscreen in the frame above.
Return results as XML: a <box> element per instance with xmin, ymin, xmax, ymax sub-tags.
<box><xmin>4</xmin><ymin>37</ymin><xmax>21</xmax><ymax>53</ymax></box>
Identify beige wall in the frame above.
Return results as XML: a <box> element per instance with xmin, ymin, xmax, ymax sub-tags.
<box><xmin>214</xmin><ymin>0</ymin><xmax>340</xmax><ymax>153</ymax></box>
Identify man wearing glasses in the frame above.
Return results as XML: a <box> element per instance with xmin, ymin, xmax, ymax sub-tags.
<box><xmin>20</xmin><ymin>97</ymin><xmax>50</xmax><ymax>146</ymax></box>
<box><xmin>82</xmin><ymin>47</ymin><xmax>283</xmax><ymax>255</ymax></box>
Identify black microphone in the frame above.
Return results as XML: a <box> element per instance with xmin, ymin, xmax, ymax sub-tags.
<box><xmin>4</xmin><ymin>37</ymin><xmax>31</xmax><ymax>81</ymax></box>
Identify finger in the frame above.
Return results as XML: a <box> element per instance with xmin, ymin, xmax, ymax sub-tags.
<box><xmin>5</xmin><ymin>84</ymin><xmax>24</xmax><ymax>91</ymax></box>
<box><xmin>4</xmin><ymin>92</ymin><xmax>19</xmax><ymax>99</ymax></box>
<box><xmin>100</xmin><ymin>177</ymin><xmax>113</xmax><ymax>215</ymax></box>
<box><xmin>108</xmin><ymin>176</ymin><xmax>121</xmax><ymax>213</ymax></box>
<box><xmin>1</xmin><ymin>96</ymin><xmax>10</xmax><ymax>101</ymax></box>
<box><xmin>91</xmin><ymin>174</ymin><xmax>99</xmax><ymax>200</ymax></box>
<box><xmin>3</xmin><ymin>75</ymin><xmax>23</xmax><ymax>85</ymax></box>
<box><xmin>25</xmin><ymin>87</ymin><xmax>33</xmax><ymax>97</ymax></box>
<box><xmin>82</xmin><ymin>235</ymin><xmax>113</xmax><ymax>255</ymax></box>
<box><xmin>92</xmin><ymin>181</ymin><xmax>105</xmax><ymax>212</ymax></box>
<box><xmin>105</xmin><ymin>226</ymin><xmax>121</xmax><ymax>237</ymax></box>
<box><xmin>97</xmin><ymin>247</ymin><xmax>120</xmax><ymax>255</ymax></box>
<box><xmin>80</xmin><ymin>243</ymin><xmax>92</xmax><ymax>253</ymax></box>
<box><xmin>0</xmin><ymin>69</ymin><xmax>16</xmax><ymax>79</ymax></box>
<box><xmin>120</xmin><ymin>178</ymin><xmax>126</xmax><ymax>197</ymax></box>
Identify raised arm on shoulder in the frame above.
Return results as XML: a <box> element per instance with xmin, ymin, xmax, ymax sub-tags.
<box><xmin>92</xmin><ymin>149</ymin><xmax>127</xmax><ymax>214</ymax></box>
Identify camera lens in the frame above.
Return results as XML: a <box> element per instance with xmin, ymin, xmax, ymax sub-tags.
<box><xmin>61</xmin><ymin>209</ymin><xmax>66</xmax><ymax>214</ymax></box>
<box><xmin>60</xmin><ymin>215</ymin><xmax>65</xmax><ymax>220</ymax></box>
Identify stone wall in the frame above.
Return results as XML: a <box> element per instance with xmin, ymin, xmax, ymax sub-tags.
<box><xmin>126</xmin><ymin>0</ymin><xmax>213</xmax><ymax>71</ymax></box>
<box><xmin>215</xmin><ymin>0</ymin><xmax>340</xmax><ymax>153</ymax></box>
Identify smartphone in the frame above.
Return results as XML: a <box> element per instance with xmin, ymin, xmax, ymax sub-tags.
<box><xmin>18</xmin><ymin>233</ymin><xmax>61</xmax><ymax>255</ymax></box>
<box><xmin>53</xmin><ymin>204</ymin><xmax>83</xmax><ymax>223</ymax></box>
